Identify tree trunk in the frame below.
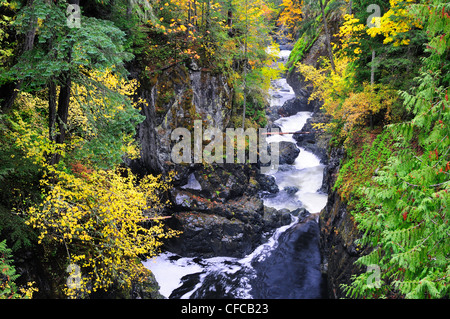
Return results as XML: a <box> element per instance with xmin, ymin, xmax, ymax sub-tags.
<box><xmin>188</xmin><ymin>0</ymin><xmax>191</xmax><ymax>25</ymax></box>
<box><xmin>204</xmin><ymin>0</ymin><xmax>211</xmax><ymax>33</ymax></box>
<box><xmin>371</xmin><ymin>49</ymin><xmax>375</xmax><ymax>86</ymax></box>
<box><xmin>48</xmin><ymin>81</ymin><xmax>57</xmax><ymax>141</ymax></box>
<box><xmin>55</xmin><ymin>73</ymin><xmax>72</xmax><ymax>145</ymax></box>
<box><xmin>49</xmin><ymin>31</ymin><xmax>72</xmax><ymax>165</ymax></box>
<box><xmin>319</xmin><ymin>0</ymin><xmax>336</xmax><ymax>73</ymax></box>
<box><xmin>49</xmin><ymin>73</ymin><xmax>71</xmax><ymax>166</ymax></box>
<box><xmin>227</xmin><ymin>0</ymin><xmax>233</xmax><ymax>28</ymax></box>
<box><xmin>1</xmin><ymin>0</ymin><xmax>37</xmax><ymax>113</ymax></box>
<box><xmin>127</xmin><ymin>0</ymin><xmax>132</xmax><ymax>16</ymax></box>
<box><xmin>227</xmin><ymin>9</ymin><xmax>233</xmax><ymax>28</ymax></box>
<box><xmin>193</xmin><ymin>0</ymin><xmax>197</xmax><ymax>26</ymax></box>
<box><xmin>49</xmin><ymin>0</ymin><xmax>78</xmax><ymax>165</ymax></box>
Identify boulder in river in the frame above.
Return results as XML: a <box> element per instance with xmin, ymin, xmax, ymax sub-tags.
<box><xmin>284</xmin><ymin>186</ymin><xmax>299</xmax><ymax>195</ymax></box>
<box><xmin>278</xmin><ymin>141</ymin><xmax>300</xmax><ymax>165</ymax></box>
<box><xmin>293</xmin><ymin>113</ymin><xmax>331</xmax><ymax>165</ymax></box>
<box><xmin>164</xmin><ymin>163</ymin><xmax>290</xmax><ymax>258</ymax></box>
<box><xmin>165</xmin><ymin>194</ymin><xmax>294</xmax><ymax>258</ymax></box>
<box><xmin>263</xmin><ymin>206</ymin><xmax>292</xmax><ymax>230</ymax></box>
<box><xmin>277</xmin><ymin>97</ymin><xmax>314</xmax><ymax>117</ymax></box>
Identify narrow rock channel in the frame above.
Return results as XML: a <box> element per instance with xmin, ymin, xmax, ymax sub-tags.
<box><xmin>142</xmin><ymin>48</ymin><xmax>328</xmax><ymax>299</ymax></box>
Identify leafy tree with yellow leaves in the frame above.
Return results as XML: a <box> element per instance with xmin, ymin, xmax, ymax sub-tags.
<box><xmin>366</xmin><ymin>0</ymin><xmax>423</xmax><ymax>46</ymax></box>
<box><xmin>2</xmin><ymin>85</ymin><xmax>179</xmax><ymax>297</ymax></box>
<box><xmin>277</xmin><ymin>0</ymin><xmax>303</xmax><ymax>35</ymax></box>
<box><xmin>296</xmin><ymin>55</ymin><xmax>400</xmax><ymax>140</ymax></box>
<box><xmin>296</xmin><ymin>56</ymin><xmax>354</xmax><ymax>133</ymax></box>
<box><xmin>68</xmin><ymin>68</ymin><xmax>144</xmax><ymax>169</ymax></box>
<box><xmin>27</xmin><ymin>166</ymin><xmax>180</xmax><ymax>298</ymax></box>
<box><xmin>337</xmin><ymin>0</ymin><xmax>427</xmax><ymax>90</ymax></box>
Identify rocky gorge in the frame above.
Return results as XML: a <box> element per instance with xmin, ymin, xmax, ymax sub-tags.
<box><xmin>136</xmin><ymin>40</ymin><xmax>330</xmax><ymax>298</ymax></box>
<box><xmin>3</xmin><ymin>0</ymin><xmax>444</xmax><ymax>302</ymax></box>
<box><xmin>128</xmin><ymin>29</ymin><xmax>364</xmax><ymax>299</ymax></box>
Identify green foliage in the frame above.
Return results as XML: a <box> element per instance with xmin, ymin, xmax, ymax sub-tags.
<box><xmin>334</xmin><ymin>128</ymin><xmax>394</xmax><ymax>201</ymax></box>
<box><xmin>341</xmin><ymin>0</ymin><xmax>427</xmax><ymax>91</ymax></box>
<box><xmin>340</xmin><ymin>1</ymin><xmax>450</xmax><ymax>299</ymax></box>
<box><xmin>0</xmin><ymin>239</ymin><xmax>37</xmax><ymax>298</ymax></box>
<box><xmin>3</xmin><ymin>0</ymin><xmax>132</xmax><ymax>89</ymax></box>
<box><xmin>287</xmin><ymin>32</ymin><xmax>319</xmax><ymax>73</ymax></box>
<box><xmin>0</xmin><ymin>100</ymin><xmax>45</xmax><ymax>252</ymax></box>
<box><xmin>0</xmin><ymin>240</ymin><xmax>21</xmax><ymax>298</ymax></box>
<box><xmin>0</xmin><ymin>0</ymin><xmax>18</xmax><ymax>72</ymax></box>
<box><xmin>68</xmin><ymin>70</ymin><xmax>144</xmax><ymax>169</ymax></box>
<box><xmin>0</xmin><ymin>205</ymin><xmax>35</xmax><ymax>253</ymax></box>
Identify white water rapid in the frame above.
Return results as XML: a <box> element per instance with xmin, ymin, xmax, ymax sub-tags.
<box><xmin>142</xmin><ymin>48</ymin><xmax>328</xmax><ymax>299</ymax></box>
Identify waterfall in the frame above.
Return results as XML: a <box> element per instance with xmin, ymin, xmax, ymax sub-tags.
<box><xmin>142</xmin><ymin>48</ymin><xmax>328</xmax><ymax>299</ymax></box>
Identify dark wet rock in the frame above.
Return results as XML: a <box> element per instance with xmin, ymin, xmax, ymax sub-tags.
<box><xmin>277</xmin><ymin>97</ymin><xmax>314</xmax><ymax>117</ymax></box>
<box><xmin>166</xmin><ymin>212</ymin><xmax>254</xmax><ymax>258</ymax></box>
<box><xmin>128</xmin><ymin>64</ymin><xmax>233</xmax><ymax>176</ymax></box>
<box><xmin>277</xmin><ymin>164</ymin><xmax>296</xmax><ymax>172</ymax></box>
<box><xmin>166</xmin><ymin>176</ymin><xmax>295</xmax><ymax>258</ymax></box>
<box><xmin>286</xmin><ymin>34</ymin><xmax>327</xmax><ymax>102</ymax></box>
<box><xmin>291</xmin><ymin>207</ymin><xmax>308</xmax><ymax>218</ymax></box>
<box><xmin>319</xmin><ymin>147</ymin><xmax>344</xmax><ymax>194</ymax></box>
<box><xmin>164</xmin><ymin>161</ymin><xmax>290</xmax><ymax>258</ymax></box>
<box><xmin>278</xmin><ymin>141</ymin><xmax>300</xmax><ymax>165</ymax></box>
<box><xmin>166</xmin><ymin>196</ymin><xmax>266</xmax><ymax>258</ymax></box>
<box><xmin>293</xmin><ymin>112</ymin><xmax>332</xmax><ymax>165</ymax></box>
<box><xmin>284</xmin><ymin>186</ymin><xmax>299</xmax><ymax>195</ymax></box>
<box><xmin>263</xmin><ymin>206</ymin><xmax>292</xmax><ymax>230</ymax></box>
<box><xmin>318</xmin><ymin>146</ymin><xmax>372</xmax><ymax>299</ymax></box>
<box><xmin>255</xmin><ymin>174</ymin><xmax>279</xmax><ymax>194</ymax></box>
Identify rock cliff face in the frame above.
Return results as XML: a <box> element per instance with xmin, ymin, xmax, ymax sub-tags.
<box><xmin>129</xmin><ymin>64</ymin><xmax>233</xmax><ymax>176</ymax></box>
<box><xmin>164</xmin><ymin>163</ymin><xmax>291</xmax><ymax>258</ymax></box>
<box><xmin>127</xmin><ymin>63</ymin><xmax>292</xmax><ymax>259</ymax></box>
<box><xmin>286</xmin><ymin>34</ymin><xmax>327</xmax><ymax>114</ymax></box>
<box><xmin>318</xmin><ymin>147</ymin><xmax>366</xmax><ymax>299</ymax></box>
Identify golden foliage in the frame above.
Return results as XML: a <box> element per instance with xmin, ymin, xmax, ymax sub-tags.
<box><xmin>297</xmin><ymin>56</ymin><xmax>354</xmax><ymax>119</ymax></box>
<box><xmin>366</xmin><ymin>0</ymin><xmax>422</xmax><ymax>46</ymax></box>
<box><xmin>277</xmin><ymin>0</ymin><xmax>303</xmax><ymax>30</ymax></box>
<box><xmin>26</xmin><ymin>166</ymin><xmax>180</xmax><ymax>298</ymax></box>
<box><xmin>296</xmin><ymin>57</ymin><xmax>398</xmax><ymax>137</ymax></box>
<box><xmin>6</xmin><ymin>71</ymin><xmax>177</xmax><ymax>299</ymax></box>
<box><xmin>339</xmin><ymin>84</ymin><xmax>397</xmax><ymax>134</ymax></box>
<box><xmin>69</xmin><ymin>68</ymin><xmax>144</xmax><ymax>161</ymax></box>
<box><xmin>336</xmin><ymin>14</ymin><xmax>366</xmax><ymax>59</ymax></box>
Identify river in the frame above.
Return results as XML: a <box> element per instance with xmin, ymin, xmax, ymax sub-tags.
<box><xmin>142</xmin><ymin>49</ymin><xmax>328</xmax><ymax>299</ymax></box>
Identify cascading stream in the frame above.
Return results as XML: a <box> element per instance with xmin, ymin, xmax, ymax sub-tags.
<box><xmin>142</xmin><ymin>48</ymin><xmax>328</xmax><ymax>299</ymax></box>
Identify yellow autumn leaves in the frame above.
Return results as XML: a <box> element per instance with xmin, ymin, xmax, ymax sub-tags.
<box><xmin>6</xmin><ymin>67</ymin><xmax>179</xmax><ymax>298</ymax></box>
<box><xmin>337</xmin><ymin>14</ymin><xmax>366</xmax><ymax>58</ymax></box>
<box><xmin>340</xmin><ymin>0</ymin><xmax>422</xmax><ymax>52</ymax></box>
<box><xmin>297</xmin><ymin>57</ymin><xmax>397</xmax><ymax>141</ymax></box>
<box><xmin>366</xmin><ymin>0</ymin><xmax>422</xmax><ymax>46</ymax></box>
<box><xmin>277</xmin><ymin>0</ymin><xmax>303</xmax><ymax>34</ymax></box>
<box><xmin>26</xmin><ymin>166</ymin><xmax>180</xmax><ymax>298</ymax></box>
<box><xmin>69</xmin><ymin>68</ymin><xmax>143</xmax><ymax>161</ymax></box>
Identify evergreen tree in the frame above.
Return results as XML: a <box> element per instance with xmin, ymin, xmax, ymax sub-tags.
<box><xmin>342</xmin><ymin>0</ymin><xmax>450</xmax><ymax>299</ymax></box>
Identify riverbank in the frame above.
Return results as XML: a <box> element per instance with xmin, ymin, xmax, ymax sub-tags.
<box><xmin>143</xmin><ymin>46</ymin><xmax>329</xmax><ymax>299</ymax></box>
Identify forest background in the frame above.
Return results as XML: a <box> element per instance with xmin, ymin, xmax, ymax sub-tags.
<box><xmin>0</xmin><ymin>0</ymin><xmax>448</xmax><ymax>299</ymax></box>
